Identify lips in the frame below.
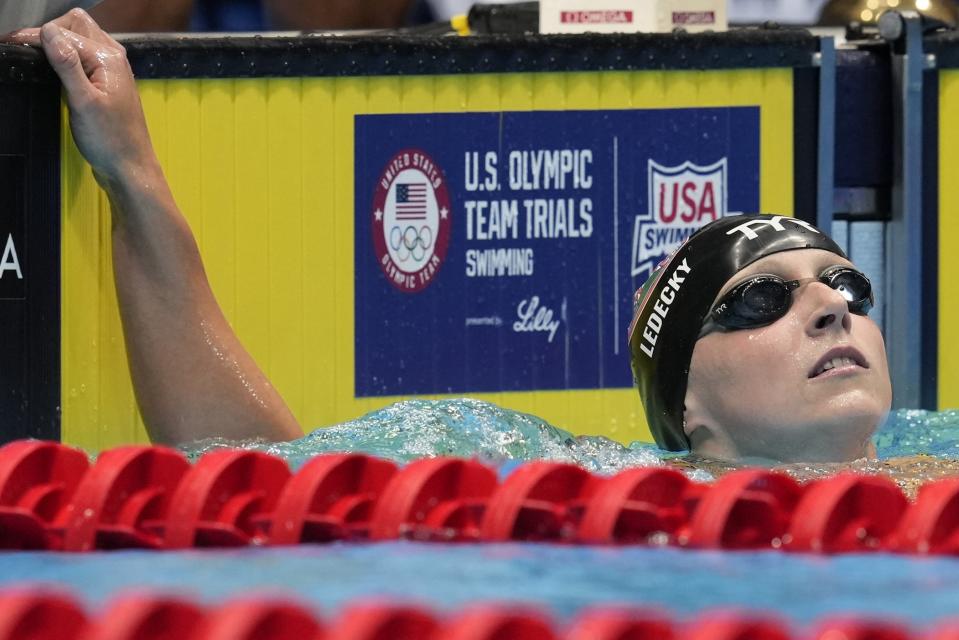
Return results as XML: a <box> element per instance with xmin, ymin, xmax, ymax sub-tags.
<box><xmin>809</xmin><ymin>346</ymin><xmax>869</xmax><ymax>379</ymax></box>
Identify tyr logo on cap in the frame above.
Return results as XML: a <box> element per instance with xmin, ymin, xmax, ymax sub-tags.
<box><xmin>725</xmin><ymin>215</ymin><xmax>819</xmax><ymax>240</ymax></box>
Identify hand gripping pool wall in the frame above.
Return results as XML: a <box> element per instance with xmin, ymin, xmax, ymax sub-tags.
<box><xmin>0</xmin><ymin>49</ymin><xmax>60</xmax><ymax>443</ymax></box>
<box><xmin>56</xmin><ymin>32</ymin><xmax>820</xmax><ymax>450</ymax></box>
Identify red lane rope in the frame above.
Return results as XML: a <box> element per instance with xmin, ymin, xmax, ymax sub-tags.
<box><xmin>0</xmin><ymin>590</ymin><xmax>934</xmax><ymax>640</ymax></box>
<box><xmin>1</xmin><ymin>440</ymin><xmax>957</xmax><ymax>554</ymax></box>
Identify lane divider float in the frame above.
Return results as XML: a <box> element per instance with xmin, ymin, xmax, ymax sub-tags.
<box><xmin>0</xmin><ymin>590</ymin><xmax>938</xmax><ymax>640</ymax></box>
<box><xmin>2</xmin><ymin>440</ymin><xmax>958</xmax><ymax>554</ymax></box>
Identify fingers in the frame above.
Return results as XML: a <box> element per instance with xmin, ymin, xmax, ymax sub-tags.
<box><xmin>2</xmin><ymin>28</ymin><xmax>41</xmax><ymax>45</ymax></box>
<box><xmin>4</xmin><ymin>9</ymin><xmax>119</xmax><ymax>53</ymax></box>
<box><xmin>39</xmin><ymin>23</ymin><xmax>94</xmax><ymax>102</ymax></box>
<box><xmin>50</xmin><ymin>8</ymin><xmax>115</xmax><ymax>47</ymax></box>
<box><xmin>40</xmin><ymin>17</ymin><xmax>127</xmax><ymax>100</ymax></box>
<box><xmin>55</xmin><ymin>27</ymin><xmax>115</xmax><ymax>76</ymax></box>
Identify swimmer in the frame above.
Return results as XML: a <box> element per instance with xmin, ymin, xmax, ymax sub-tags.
<box><xmin>629</xmin><ymin>215</ymin><xmax>891</xmax><ymax>463</ymax></box>
<box><xmin>12</xmin><ymin>10</ymin><xmax>893</xmax><ymax>462</ymax></box>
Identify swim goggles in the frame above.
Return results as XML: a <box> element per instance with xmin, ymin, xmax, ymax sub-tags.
<box><xmin>700</xmin><ymin>265</ymin><xmax>874</xmax><ymax>334</ymax></box>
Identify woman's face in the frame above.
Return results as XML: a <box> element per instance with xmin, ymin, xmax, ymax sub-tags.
<box><xmin>685</xmin><ymin>248</ymin><xmax>892</xmax><ymax>463</ymax></box>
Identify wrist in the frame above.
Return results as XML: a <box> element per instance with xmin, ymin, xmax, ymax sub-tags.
<box><xmin>94</xmin><ymin>152</ymin><xmax>178</xmax><ymax>232</ymax></box>
<box><xmin>93</xmin><ymin>151</ymin><xmax>165</xmax><ymax>197</ymax></box>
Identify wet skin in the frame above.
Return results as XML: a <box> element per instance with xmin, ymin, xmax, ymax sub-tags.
<box><xmin>684</xmin><ymin>249</ymin><xmax>892</xmax><ymax>463</ymax></box>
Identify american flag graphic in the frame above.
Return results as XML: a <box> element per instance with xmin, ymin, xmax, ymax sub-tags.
<box><xmin>395</xmin><ymin>183</ymin><xmax>428</xmax><ymax>220</ymax></box>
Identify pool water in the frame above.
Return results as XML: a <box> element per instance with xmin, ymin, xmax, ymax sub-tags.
<box><xmin>4</xmin><ymin>542</ymin><xmax>959</xmax><ymax>628</ymax></box>
<box><xmin>5</xmin><ymin>399</ymin><xmax>959</xmax><ymax>627</ymax></box>
<box><xmin>189</xmin><ymin>399</ymin><xmax>959</xmax><ymax>492</ymax></box>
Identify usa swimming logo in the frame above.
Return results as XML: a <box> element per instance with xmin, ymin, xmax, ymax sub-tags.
<box><xmin>630</xmin><ymin>158</ymin><xmax>732</xmax><ymax>280</ymax></box>
<box><xmin>372</xmin><ymin>149</ymin><xmax>452</xmax><ymax>293</ymax></box>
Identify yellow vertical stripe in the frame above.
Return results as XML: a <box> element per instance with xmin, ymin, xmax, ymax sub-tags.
<box><xmin>758</xmin><ymin>69</ymin><xmax>794</xmax><ymax>216</ymax></box>
<box><xmin>368</xmin><ymin>76</ymin><xmax>401</xmax><ymax>116</ymax></box>
<box><xmin>466</xmin><ymin>74</ymin><xmax>501</xmax><ymax>112</ymax></box>
<box><xmin>401</xmin><ymin>75</ymin><xmax>435</xmax><ymax>113</ymax></box>
<box><xmin>332</xmin><ymin>77</ymin><xmax>367</xmax><ymax>419</ymax></box>
<box><xmin>598</xmin><ymin>72</ymin><xmax>632</xmax><ymax>110</ymax></box>
<box><xmin>199</xmin><ymin>80</ymin><xmax>238</xmax><ymax>320</ymax></box>
<box><xmin>631</xmin><ymin>70</ymin><xmax>667</xmax><ymax>108</ymax></box>
<box><xmin>266</xmin><ymin>79</ymin><xmax>306</xmax><ymax>416</ymax></box>
<box><xmin>301</xmin><ymin>78</ymin><xmax>338</xmax><ymax>429</ymax></box>
<box><xmin>500</xmin><ymin>73</ymin><xmax>534</xmax><ymax>110</ymax></box>
<box><xmin>661</xmin><ymin>69</ymin><xmax>698</xmax><ymax>108</ymax></box>
<box><xmin>165</xmin><ymin>82</ymin><xmax>203</xmax><ymax>246</ymax></box>
<box><xmin>532</xmin><ymin>73</ymin><xmax>565</xmax><ymax>110</ymax></box>
<box><xmin>233</xmin><ymin>81</ymin><xmax>272</xmax><ymax>378</ymax></box>
<box><xmin>434</xmin><ymin>75</ymin><xmax>468</xmax><ymax>112</ymax></box>
<box><xmin>939</xmin><ymin>70</ymin><xmax>959</xmax><ymax>408</ymax></box>
<box><xmin>697</xmin><ymin>69</ymin><xmax>731</xmax><ymax>106</ymax></box>
<box><xmin>61</xmin><ymin>101</ymin><xmax>107</xmax><ymax>451</ymax></box>
<box><xmin>96</xmin><ymin>145</ymin><xmax>135</xmax><ymax>445</ymax></box>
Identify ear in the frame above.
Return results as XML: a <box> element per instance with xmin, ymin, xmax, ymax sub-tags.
<box><xmin>682</xmin><ymin>387</ymin><xmax>711</xmax><ymax>440</ymax></box>
<box><xmin>683</xmin><ymin>381</ymin><xmax>721</xmax><ymax>452</ymax></box>
<box><xmin>684</xmin><ymin>381</ymin><xmax>740</xmax><ymax>460</ymax></box>
<box><xmin>684</xmin><ymin>341</ymin><xmax>740</xmax><ymax>460</ymax></box>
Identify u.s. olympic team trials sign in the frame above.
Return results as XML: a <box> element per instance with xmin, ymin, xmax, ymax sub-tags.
<box><xmin>354</xmin><ymin>108</ymin><xmax>759</xmax><ymax>396</ymax></box>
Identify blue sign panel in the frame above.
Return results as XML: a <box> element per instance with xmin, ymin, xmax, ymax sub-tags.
<box><xmin>354</xmin><ymin>108</ymin><xmax>760</xmax><ymax>396</ymax></box>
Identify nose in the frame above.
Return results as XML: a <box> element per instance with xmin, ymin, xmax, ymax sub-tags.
<box><xmin>804</xmin><ymin>282</ymin><xmax>852</xmax><ymax>336</ymax></box>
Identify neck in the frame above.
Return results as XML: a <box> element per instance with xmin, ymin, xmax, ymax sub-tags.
<box><xmin>688</xmin><ymin>425</ymin><xmax>878</xmax><ymax>464</ymax></box>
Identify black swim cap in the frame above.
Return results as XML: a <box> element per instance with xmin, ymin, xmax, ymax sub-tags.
<box><xmin>627</xmin><ymin>214</ymin><xmax>847</xmax><ymax>451</ymax></box>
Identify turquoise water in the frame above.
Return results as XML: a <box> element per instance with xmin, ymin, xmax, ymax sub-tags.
<box><xmin>2</xmin><ymin>544</ymin><xmax>959</xmax><ymax>628</ymax></box>
<box><xmin>5</xmin><ymin>400</ymin><xmax>959</xmax><ymax>626</ymax></box>
<box><xmin>186</xmin><ymin>398</ymin><xmax>959</xmax><ymax>479</ymax></box>
<box><xmin>874</xmin><ymin>409</ymin><xmax>959</xmax><ymax>458</ymax></box>
<box><xmin>202</xmin><ymin>398</ymin><xmax>675</xmax><ymax>475</ymax></box>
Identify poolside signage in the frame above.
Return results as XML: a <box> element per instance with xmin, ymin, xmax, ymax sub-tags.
<box><xmin>0</xmin><ymin>234</ymin><xmax>22</xmax><ymax>280</ymax></box>
<box><xmin>631</xmin><ymin>158</ymin><xmax>733</xmax><ymax>281</ymax></box>
<box><xmin>354</xmin><ymin>107</ymin><xmax>759</xmax><ymax>397</ymax></box>
<box><xmin>0</xmin><ymin>156</ymin><xmax>24</xmax><ymax>301</ymax></box>
<box><xmin>540</xmin><ymin>0</ymin><xmax>727</xmax><ymax>33</ymax></box>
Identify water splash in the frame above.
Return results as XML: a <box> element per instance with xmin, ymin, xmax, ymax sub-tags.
<box><xmin>180</xmin><ymin>399</ymin><xmax>959</xmax><ymax>490</ymax></box>
<box><xmin>182</xmin><ymin>398</ymin><xmax>665</xmax><ymax>476</ymax></box>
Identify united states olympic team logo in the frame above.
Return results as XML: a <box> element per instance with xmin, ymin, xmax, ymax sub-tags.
<box><xmin>372</xmin><ymin>149</ymin><xmax>452</xmax><ymax>293</ymax></box>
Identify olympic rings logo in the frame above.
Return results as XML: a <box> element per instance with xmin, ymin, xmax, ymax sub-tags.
<box><xmin>389</xmin><ymin>225</ymin><xmax>434</xmax><ymax>262</ymax></box>
<box><xmin>371</xmin><ymin>149</ymin><xmax>451</xmax><ymax>293</ymax></box>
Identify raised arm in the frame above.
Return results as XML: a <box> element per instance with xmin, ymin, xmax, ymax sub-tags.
<box><xmin>11</xmin><ymin>10</ymin><xmax>304</xmax><ymax>445</ymax></box>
